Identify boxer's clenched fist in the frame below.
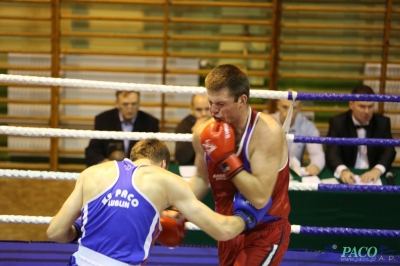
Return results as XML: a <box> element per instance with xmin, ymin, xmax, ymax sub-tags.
<box><xmin>157</xmin><ymin>210</ymin><xmax>186</xmax><ymax>247</ymax></box>
<box><xmin>200</xmin><ymin>122</ymin><xmax>244</xmax><ymax>180</ymax></box>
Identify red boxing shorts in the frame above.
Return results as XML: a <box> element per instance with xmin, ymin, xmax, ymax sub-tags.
<box><xmin>218</xmin><ymin>219</ymin><xmax>291</xmax><ymax>266</ymax></box>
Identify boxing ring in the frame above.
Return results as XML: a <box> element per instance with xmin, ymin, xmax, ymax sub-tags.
<box><xmin>1</xmin><ymin>74</ymin><xmax>400</xmax><ymax>265</ymax></box>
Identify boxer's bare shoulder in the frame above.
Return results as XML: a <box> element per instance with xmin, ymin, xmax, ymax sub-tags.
<box><xmin>250</xmin><ymin>112</ymin><xmax>288</xmax><ymax>167</ymax></box>
<box><xmin>81</xmin><ymin>161</ymin><xmax>119</xmax><ymax>204</ymax></box>
<box><xmin>257</xmin><ymin>112</ymin><xmax>283</xmax><ymax>132</ymax></box>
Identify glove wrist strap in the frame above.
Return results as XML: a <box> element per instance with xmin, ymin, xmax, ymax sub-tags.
<box><xmin>234</xmin><ymin>211</ymin><xmax>254</xmax><ymax>230</ymax></box>
<box><xmin>219</xmin><ymin>154</ymin><xmax>244</xmax><ymax>180</ymax></box>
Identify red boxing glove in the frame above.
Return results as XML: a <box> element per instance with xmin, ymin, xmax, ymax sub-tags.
<box><xmin>157</xmin><ymin>210</ymin><xmax>186</xmax><ymax>247</ymax></box>
<box><xmin>200</xmin><ymin>122</ymin><xmax>244</xmax><ymax>180</ymax></box>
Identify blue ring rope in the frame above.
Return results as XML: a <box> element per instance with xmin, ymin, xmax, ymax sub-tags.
<box><xmin>317</xmin><ymin>184</ymin><xmax>400</xmax><ymax>193</ymax></box>
<box><xmin>293</xmin><ymin>135</ymin><xmax>400</xmax><ymax>146</ymax></box>
<box><xmin>288</xmin><ymin>92</ymin><xmax>400</xmax><ymax>102</ymax></box>
<box><xmin>299</xmin><ymin>226</ymin><xmax>400</xmax><ymax>238</ymax></box>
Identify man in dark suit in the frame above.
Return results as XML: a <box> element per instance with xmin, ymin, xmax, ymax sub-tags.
<box><xmin>85</xmin><ymin>91</ymin><xmax>159</xmax><ymax>166</ymax></box>
<box><xmin>326</xmin><ymin>85</ymin><xmax>396</xmax><ymax>184</ymax></box>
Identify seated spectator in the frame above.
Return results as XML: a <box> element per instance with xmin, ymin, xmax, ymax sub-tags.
<box><xmin>326</xmin><ymin>85</ymin><xmax>396</xmax><ymax>184</ymax></box>
<box><xmin>85</xmin><ymin>91</ymin><xmax>159</xmax><ymax>166</ymax></box>
<box><xmin>271</xmin><ymin>91</ymin><xmax>325</xmax><ymax>176</ymax></box>
<box><xmin>175</xmin><ymin>94</ymin><xmax>211</xmax><ymax>165</ymax></box>
<box><xmin>108</xmin><ymin>143</ymin><xmax>126</xmax><ymax>162</ymax></box>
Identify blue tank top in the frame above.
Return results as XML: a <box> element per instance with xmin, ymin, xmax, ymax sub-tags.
<box><xmin>79</xmin><ymin>159</ymin><xmax>161</xmax><ymax>265</ymax></box>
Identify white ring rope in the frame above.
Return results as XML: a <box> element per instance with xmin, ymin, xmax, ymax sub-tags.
<box><xmin>0</xmin><ymin>215</ymin><xmax>52</xmax><ymax>225</ymax></box>
<box><xmin>0</xmin><ymin>126</ymin><xmax>193</xmax><ymax>142</ymax></box>
<box><xmin>4</xmin><ymin>215</ymin><xmax>399</xmax><ymax>239</ymax></box>
<box><xmin>0</xmin><ymin>125</ymin><xmax>295</xmax><ymax>143</ymax></box>
<box><xmin>0</xmin><ymin>168</ymin><xmax>317</xmax><ymax>191</ymax></box>
<box><xmin>0</xmin><ymin>169</ymin><xmax>79</xmax><ymax>181</ymax></box>
<box><xmin>0</xmin><ymin>74</ymin><xmax>290</xmax><ymax>99</ymax></box>
<box><xmin>0</xmin><ymin>214</ymin><xmax>300</xmax><ymax>233</ymax></box>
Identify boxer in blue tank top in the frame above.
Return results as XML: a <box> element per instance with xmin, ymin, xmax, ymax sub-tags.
<box><xmin>47</xmin><ymin>138</ymin><xmax>272</xmax><ymax>266</ymax></box>
<box><xmin>75</xmin><ymin>160</ymin><xmax>160</xmax><ymax>265</ymax></box>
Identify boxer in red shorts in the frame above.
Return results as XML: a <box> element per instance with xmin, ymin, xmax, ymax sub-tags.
<box><xmin>191</xmin><ymin>64</ymin><xmax>291</xmax><ymax>266</ymax></box>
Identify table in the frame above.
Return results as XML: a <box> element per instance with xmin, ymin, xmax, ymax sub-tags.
<box><xmin>168</xmin><ymin>164</ymin><xmax>400</xmax><ymax>254</ymax></box>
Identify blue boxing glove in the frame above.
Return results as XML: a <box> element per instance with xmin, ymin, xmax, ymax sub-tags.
<box><xmin>71</xmin><ymin>217</ymin><xmax>82</xmax><ymax>243</ymax></box>
<box><xmin>233</xmin><ymin>192</ymin><xmax>272</xmax><ymax>230</ymax></box>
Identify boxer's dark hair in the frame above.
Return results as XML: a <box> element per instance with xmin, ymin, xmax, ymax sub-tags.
<box><xmin>130</xmin><ymin>138</ymin><xmax>170</xmax><ymax>168</ymax></box>
<box><xmin>205</xmin><ymin>64</ymin><xmax>249</xmax><ymax>102</ymax></box>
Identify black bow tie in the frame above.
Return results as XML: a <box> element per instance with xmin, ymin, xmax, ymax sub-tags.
<box><xmin>355</xmin><ymin>124</ymin><xmax>369</xmax><ymax>130</ymax></box>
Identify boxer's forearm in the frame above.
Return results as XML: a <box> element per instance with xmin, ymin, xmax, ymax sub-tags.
<box><xmin>188</xmin><ymin>175</ymin><xmax>209</xmax><ymax>200</ymax></box>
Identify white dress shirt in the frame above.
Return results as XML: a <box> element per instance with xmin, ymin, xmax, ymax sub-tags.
<box><xmin>119</xmin><ymin>113</ymin><xmax>136</xmax><ymax>153</ymax></box>
<box><xmin>333</xmin><ymin>115</ymin><xmax>385</xmax><ymax>178</ymax></box>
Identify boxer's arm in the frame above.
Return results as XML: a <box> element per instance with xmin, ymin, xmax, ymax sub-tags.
<box><xmin>166</xmin><ymin>175</ymin><xmax>245</xmax><ymax>241</ymax></box>
<box><xmin>231</xmin><ymin>116</ymin><xmax>286</xmax><ymax>209</ymax></box>
<box><xmin>46</xmin><ymin>172</ymin><xmax>84</xmax><ymax>243</ymax></box>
